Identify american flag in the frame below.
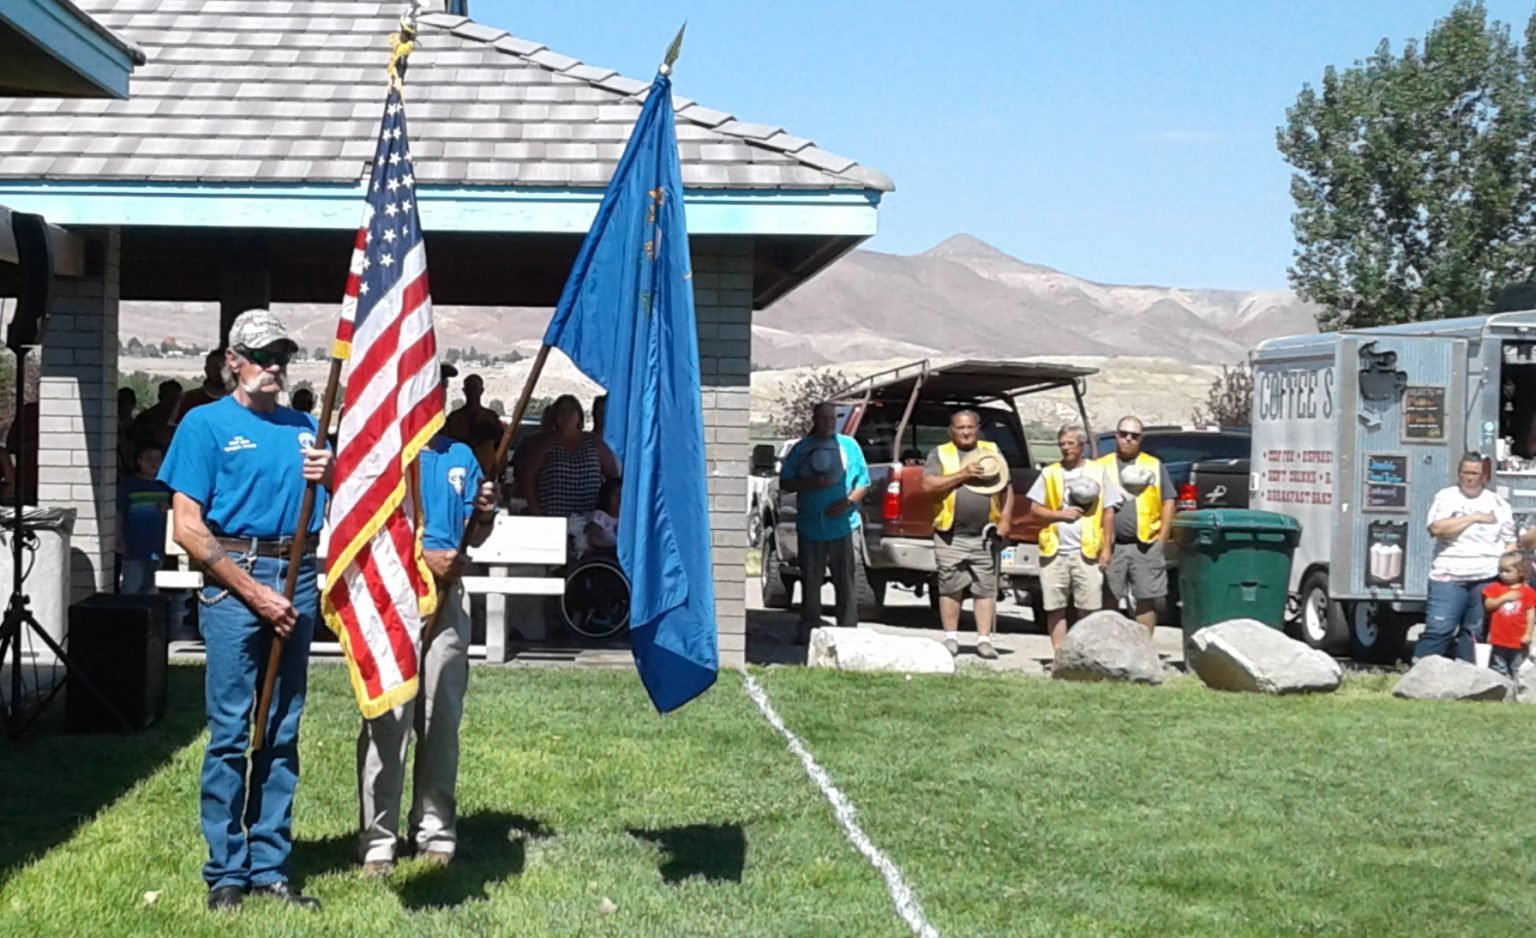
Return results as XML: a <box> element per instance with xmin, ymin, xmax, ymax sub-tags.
<box><xmin>321</xmin><ymin>84</ymin><xmax>444</xmax><ymax>718</ymax></box>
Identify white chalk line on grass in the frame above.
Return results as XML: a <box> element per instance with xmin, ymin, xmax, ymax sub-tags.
<box><xmin>739</xmin><ymin>668</ymin><xmax>941</xmax><ymax>938</ymax></box>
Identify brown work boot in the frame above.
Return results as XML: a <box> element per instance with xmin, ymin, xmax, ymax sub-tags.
<box><xmin>362</xmin><ymin>859</ymin><xmax>395</xmax><ymax>879</ymax></box>
<box><xmin>421</xmin><ymin>849</ymin><xmax>453</xmax><ymax>869</ymax></box>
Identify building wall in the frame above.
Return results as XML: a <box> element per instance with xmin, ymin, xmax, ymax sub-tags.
<box><xmin>693</xmin><ymin>239</ymin><xmax>753</xmax><ymax>668</ymax></box>
<box><xmin>37</xmin><ymin>228</ymin><xmax>120</xmax><ymax>602</ymax></box>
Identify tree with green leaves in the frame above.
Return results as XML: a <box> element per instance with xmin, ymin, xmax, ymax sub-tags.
<box><xmin>772</xmin><ymin>368</ymin><xmax>851</xmax><ymax>437</ymax></box>
<box><xmin>1278</xmin><ymin>1</ymin><xmax>1536</xmax><ymax>331</ymax></box>
<box><xmin>1191</xmin><ymin>363</ymin><xmax>1255</xmax><ymax>428</ymax></box>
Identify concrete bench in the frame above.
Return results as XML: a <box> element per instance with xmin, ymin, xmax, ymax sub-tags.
<box><xmin>156</xmin><ymin>513</ymin><xmax>567</xmax><ymax>663</ymax></box>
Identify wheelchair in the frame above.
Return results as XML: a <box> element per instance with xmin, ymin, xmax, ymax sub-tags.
<box><xmin>560</xmin><ymin>514</ymin><xmax>630</xmax><ymax>639</ymax></box>
<box><xmin>561</xmin><ymin>553</ymin><xmax>631</xmax><ymax>639</ymax></box>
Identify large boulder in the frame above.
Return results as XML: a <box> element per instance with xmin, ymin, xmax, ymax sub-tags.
<box><xmin>1052</xmin><ymin>610</ymin><xmax>1163</xmax><ymax>685</ymax></box>
<box><xmin>1392</xmin><ymin>656</ymin><xmax>1512</xmax><ymax>702</ymax></box>
<box><xmin>1189</xmin><ymin>619</ymin><xmax>1342</xmax><ymax>695</ymax></box>
<box><xmin>808</xmin><ymin>628</ymin><xmax>956</xmax><ymax>675</ymax></box>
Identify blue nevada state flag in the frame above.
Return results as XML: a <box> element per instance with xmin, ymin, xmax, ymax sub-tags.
<box><xmin>543</xmin><ymin>72</ymin><xmax>718</xmax><ymax>713</ymax></box>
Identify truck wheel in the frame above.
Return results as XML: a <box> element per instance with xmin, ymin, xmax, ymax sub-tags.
<box><xmin>1295</xmin><ymin>570</ymin><xmax>1348</xmax><ymax>653</ymax></box>
<box><xmin>761</xmin><ymin>540</ymin><xmax>794</xmax><ymax>610</ymax></box>
<box><xmin>1349</xmin><ymin>602</ymin><xmax>1409</xmax><ymax>665</ymax></box>
<box><xmin>853</xmin><ymin>561</ymin><xmax>885</xmax><ymax>621</ymax></box>
<box><xmin>747</xmin><ymin>511</ymin><xmax>764</xmax><ymax>549</ymax></box>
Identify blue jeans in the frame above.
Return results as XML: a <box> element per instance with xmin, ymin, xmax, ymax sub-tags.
<box><xmin>1490</xmin><ymin>645</ymin><xmax>1527</xmax><ymax>678</ymax></box>
<box><xmin>1418</xmin><ymin>577</ymin><xmax>1492</xmax><ymax>663</ymax></box>
<box><xmin>120</xmin><ymin>558</ymin><xmax>158</xmax><ymax>595</ymax></box>
<box><xmin>198</xmin><ymin>552</ymin><xmax>317</xmax><ymax>890</ymax></box>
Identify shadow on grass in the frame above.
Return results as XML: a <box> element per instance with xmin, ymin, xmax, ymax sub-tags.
<box><xmin>0</xmin><ymin>663</ymin><xmax>206</xmax><ymax>889</ymax></box>
<box><xmin>395</xmin><ymin>812</ymin><xmax>553</xmax><ymax>910</ymax></box>
<box><xmin>290</xmin><ymin>830</ymin><xmax>359</xmax><ymax>886</ymax></box>
<box><xmin>628</xmin><ymin>823</ymin><xmax>746</xmax><ymax>884</ymax></box>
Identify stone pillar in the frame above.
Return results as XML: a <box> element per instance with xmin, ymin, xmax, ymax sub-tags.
<box><xmin>692</xmin><ymin>238</ymin><xmax>753</xmax><ymax>668</ymax></box>
<box><xmin>37</xmin><ymin>227</ymin><xmax>120</xmax><ymax>602</ymax></box>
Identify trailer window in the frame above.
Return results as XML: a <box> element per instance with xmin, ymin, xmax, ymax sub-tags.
<box><xmin>1500</xmin><ymin>355</ymin><xmax>1536</xmax><ymax>460</ymax></box>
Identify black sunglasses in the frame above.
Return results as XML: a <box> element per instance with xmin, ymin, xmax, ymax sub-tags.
<box><xmin>1117</xmin><ymin>430</ymin><xmax>1142</xmax><ymax>440</ymax></box>
<box><xmin>239</xmin><ymin>345</ymin><xmax>292</xmax><ymax>368</ymax></box>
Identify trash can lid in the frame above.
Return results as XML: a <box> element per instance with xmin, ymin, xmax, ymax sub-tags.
<box><xmin>1170</xmin><ymin>509</ymin><xmax>1302</xmax><ymax>533</ymax></box>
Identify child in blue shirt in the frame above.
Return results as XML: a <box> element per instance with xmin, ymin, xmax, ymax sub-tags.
<box><xmin>117</xmin><ymin>440</ymin><xmax>171</xmax><ymax>594</ymax></box>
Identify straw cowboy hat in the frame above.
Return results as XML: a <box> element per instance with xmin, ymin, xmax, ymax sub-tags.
<box><xmin>961</xmin><ymin>449</ymin><xmax>1010</xmax><ymax>497</ymax></box>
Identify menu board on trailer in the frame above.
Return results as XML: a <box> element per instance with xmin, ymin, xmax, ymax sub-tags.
<box><xmin>1364</xmin><ymin>453</ymin><xmax>1409</xmax><ymax>511</ymax></box>
<box><xmin>1402</xmin><ymin>386</ymin><xmax>1447</xmax><ymax>443</ymax></box>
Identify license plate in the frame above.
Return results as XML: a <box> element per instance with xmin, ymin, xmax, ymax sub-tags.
<box><xmin>1000</xmin><ymin>547</ymin><xmax>1016</xmax><ymax>565</ymax></box>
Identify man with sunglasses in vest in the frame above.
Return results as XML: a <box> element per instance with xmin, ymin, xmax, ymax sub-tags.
<box><xmin>923</xmin><ymin>409</ymin><xmax>1013</xmax><ymax>658</ymax></box>
<box><xmin>1028</xmin><ymin>423</ymin><xmax>1119</xmax><ymax>651</ymax></box>
<box><xmin>160</xmin><ymin>309</ymin><xmax>332</xmax><ymax>913</ymax></box>
<box><xmin>1095</xmin><ymin>416</ymin><xmax>1174</xmax><ymax>635</ymax></box>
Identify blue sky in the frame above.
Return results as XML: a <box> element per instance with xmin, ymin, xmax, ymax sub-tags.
<box><xmin>476</xmin><ymin>1</ymin><xmax>1535</xmax><ymax>291</ymax></box>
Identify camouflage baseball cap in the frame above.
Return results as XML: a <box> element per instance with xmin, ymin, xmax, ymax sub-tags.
<box><xmin>227</xmin><ymin>309</ymin><xmax>299</xmax><ymax>354</ymax></box>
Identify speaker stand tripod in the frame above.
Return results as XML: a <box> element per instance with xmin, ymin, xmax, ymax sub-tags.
<box><xmin>0</xmin><ymin>348</ymin><xmax>131</xmax><ymax>740</ymax></box>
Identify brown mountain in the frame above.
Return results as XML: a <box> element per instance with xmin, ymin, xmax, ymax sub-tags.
<box><xmin>117</xmin><ymin>234</ymin><xmax>1318</xmax><ymax>365</ymax></box>
<box><xmin>749</xmin><ymin>234</ymin><xmax>1319</xmax><ymax>368</ymax></box>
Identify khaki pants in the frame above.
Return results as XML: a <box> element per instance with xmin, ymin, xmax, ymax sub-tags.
<box><xmin>356</xmin><ymin>582</ymin><xmax>470</xmax><ymax>862</ymax></box>
<box><xmin>1040</xmin><ymin>552</ymin><xmax>1104</xmax><ymax>614</ymax></box>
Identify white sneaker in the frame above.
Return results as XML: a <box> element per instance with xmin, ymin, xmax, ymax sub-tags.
<box><xmin>976</xmin><ymin>638</ymin><xmax>998</xmax><ymax>660</ymax></box>
<box><xmin>941</xmin><ymin>635</ymin><xmax>959</xmax><ymax>656</ymax></box>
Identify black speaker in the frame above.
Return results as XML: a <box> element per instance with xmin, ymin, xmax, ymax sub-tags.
<box><xmin>8</xmin><ymin>212</ymin><xmax>52</xmax><ymax>351</ymax></box>
<box><xmin>66</xmin><ymin>593</ymin><xmax>168</xmax><ymax>733</ymax></box>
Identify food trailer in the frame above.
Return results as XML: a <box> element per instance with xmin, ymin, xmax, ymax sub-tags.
<box><xmin>1252</xmin><ymin>312</ymin><xmax>1536</xmax><ymax>662</ymax></box>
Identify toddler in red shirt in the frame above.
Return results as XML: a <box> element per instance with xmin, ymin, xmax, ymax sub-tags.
<box><xmin>1481</xmin><ymin>551</ymin><xmax>1536</xmax><ymax>677</ymax></box>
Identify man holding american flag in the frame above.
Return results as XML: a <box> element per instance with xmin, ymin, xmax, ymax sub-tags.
<box><xmin>160</xmin><ymin>309</ymin><xmax>331</xmax><ymax>913</ymax></box>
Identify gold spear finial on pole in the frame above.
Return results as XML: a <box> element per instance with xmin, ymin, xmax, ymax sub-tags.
<box><xmin>659</xmin><ymin>22</ymin><xmax>686</xmax><ymax>76</ymax></box>
<box><xmin>388</xmin><ymin>0</ymin><xmax>421</xmax><ymax>89</ymax></box>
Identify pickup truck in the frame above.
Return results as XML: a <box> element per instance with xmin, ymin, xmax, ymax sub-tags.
<box><xmin>758</xmin><ymin>359</ymin><xmax>1098</xmax><ymax>621</ymax></box>
<box><xmin>1187</xmin><ymin>457</ymin><xmax>1251</xmax><ymax>510</ymax></box>
<box><xmin>747</xmin><ymin>439</ymin><xmax>795</xmax><ymax>548</ymax></box>
<box><xmin>1091</xmin><ymin>425</ymin><xmax>1251</xmax><ymax>510</ymax></box>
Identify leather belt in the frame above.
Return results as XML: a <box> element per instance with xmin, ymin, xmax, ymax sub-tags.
<box><xmin>215</xmin><ymin>536</ymin><xmax>313</xmax><ymax>558</ymax></box>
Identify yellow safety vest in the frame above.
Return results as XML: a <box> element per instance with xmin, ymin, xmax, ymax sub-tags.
<box><xmin>930</xmin><ymin>441</ymin><xmax>1003</xmax><ymax>533</ymax></box>
<box><xmin>1037</xmin><ymin>460</ymin><xmax>1109</xmax><ymax>560</ymax></box>
<box><xmin>1095</xmin><ymin>451</ymin><xmax>1164</xmax><ymax>544</ymax></box>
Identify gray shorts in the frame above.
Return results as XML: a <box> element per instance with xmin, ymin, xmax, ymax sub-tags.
<box><xmin>1108</xmin><ymin>540</ymin><xmax>1168</xmax><ymax>602</ymax></box>
<box><xmin>934</xmin><ymin>531</ymin><xmax>997</xmax><ymax>598</ymax></box>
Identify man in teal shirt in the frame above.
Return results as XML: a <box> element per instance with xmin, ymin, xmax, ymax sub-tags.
<box><xmin>779</xmin><ymin>402</ymin><xmax>870</xmax><ymax>639</ymax></box>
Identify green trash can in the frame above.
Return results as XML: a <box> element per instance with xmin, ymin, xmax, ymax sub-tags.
<box><xmin>1170</xmin><ymin>509</ymin><xmax>1302</xmax><ymax>637</ymax></box>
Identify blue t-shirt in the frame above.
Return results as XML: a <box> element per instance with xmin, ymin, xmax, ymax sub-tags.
<box><xmin>420</xmin><ymin>435</ymin><xmax>483</xmax><ymax>551</ymax></box>
<box><xmin>119</xmin><ymin>475</ymin><xmax>171</xmax><ymax>561</ymax></box>
<box><xmin>158</xmin><ymin>396</ymin><xmax>327</xmax><ymax>539</ymax></box>
<box><xmin>779</xmin><ymin>433</ymin><xmax>870</xmax><ymax>542</ymax></box>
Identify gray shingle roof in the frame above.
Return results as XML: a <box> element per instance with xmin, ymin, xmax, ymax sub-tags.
<box><xmin>0</xmin><ymin>0</ymin><xmax>893</xmax><ymax>192</ymax></box>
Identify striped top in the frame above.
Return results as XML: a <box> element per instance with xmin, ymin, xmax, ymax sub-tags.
<box><xmin>537</xmin><ymin>434</ymin><xmax>605</xmax><ymax>519</ymax></box>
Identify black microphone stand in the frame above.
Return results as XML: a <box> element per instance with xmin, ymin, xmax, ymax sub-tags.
<box><xmin>0</xmin><ymin>344</ymin><xmax>130</xmax><ymax>740</ymax></box>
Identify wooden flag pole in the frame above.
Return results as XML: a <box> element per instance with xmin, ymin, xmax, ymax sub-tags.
<box><xmin>252</xmin><ymin>357</ymin><xmax>344</xmax><ymax>749</ymax></box>
<box><xmin>416</xmin><ymin>343</ymin><xmax>552</xmax><ymax>658</ymax></box>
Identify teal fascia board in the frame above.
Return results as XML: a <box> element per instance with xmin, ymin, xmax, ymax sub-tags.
<box><xmin>1</xmin><ymin>0</ymin><xmax>139</xmax><ymax>99</ymax></box>
<box><xmin>0</xmin><ymin>182</ymin><xmax>881</xmax><ymax>237</ymax></box>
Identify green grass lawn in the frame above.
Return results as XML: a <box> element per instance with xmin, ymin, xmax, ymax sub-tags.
<box><xmin>2</xmin><ymin>663</ymin><xmax>1536</xmax><ymax>936</ymax></box>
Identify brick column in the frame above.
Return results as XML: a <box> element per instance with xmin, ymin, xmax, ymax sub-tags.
<box><xmin>692</xmin><ymin>238</ymin><xmax>753</xmax><ymax>667</ymax></box>
<box><xmin>37</xmin><ymin>228</ymin><xmax>120</xmax><ymax>602</ymax></box>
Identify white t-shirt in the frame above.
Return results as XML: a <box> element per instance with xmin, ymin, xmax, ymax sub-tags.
<box><xmin>1026</xmin><ymin>463</ymin><xmax>1123</xmax><ymax>554</ymax></box>
<box><xmin>1427</xmin><ymin>486</ymin><xmax>1515</xmax><ymax>581</ymax></box>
